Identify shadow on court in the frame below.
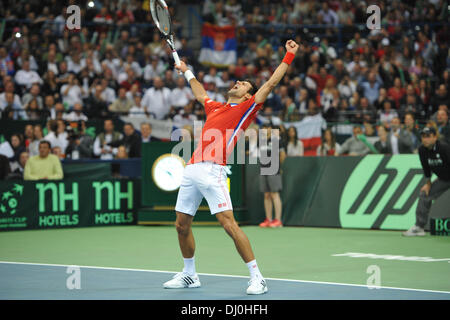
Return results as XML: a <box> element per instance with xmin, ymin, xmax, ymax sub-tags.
<box><xmin>0</xmin><ymin>262</ymin><xmax>449</xmax><ymax>300</ymax></box>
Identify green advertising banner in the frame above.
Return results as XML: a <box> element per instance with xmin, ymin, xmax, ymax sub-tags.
<box><xmin>245</xmin><ymin>155</ymin><xmax>450</xmax><ymax>230</ymax></box>
<box><xmin>0</xmin><ymin>179</ymin><xmax>140</xmax><ymax>231</ymax></box>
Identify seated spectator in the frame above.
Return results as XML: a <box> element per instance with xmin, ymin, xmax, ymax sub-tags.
<box><xmin>8</xmin><ymin>134</ymin><xmax>26</xmax><ymax>165</ymax></box>
<box><xmin>108</xmin><ymin>87</ymin><xmax>133</xmax><ymax>115</ymax></box>
<box><xmin>93</xmin><ymin>119</ymin><xmax>123</xmax><ymax>160</ymax></box>
<box><xmin>63</xmin><ymin>102</ymin><xmax>88</xmax><ymax>122</ymax></box>
<box><xmin>24</xmin><ymin>140</ymin><xmax>64</xmax><ymax>180</ymax></box>
<box><xmin>14</xmin><ymin>60</ymin><xmax>43</xmax><ymax>89</ymax></box>
<box><xmin>140</xmin><ymin>122</ymin><xmax>160</xmax><ymax>143</ymax></box>
<box><xmin>0</xmin><ymin>154</ymin><xmax>11</xmax><ymax>180</ymax></box>
<box><xmin>115</xmin><ymin>145</ymin><xmax>129</xmax><ymax>159</ymax></box>
<box><xmin>65</xmin><ymin>121</ymin><xmax>94</xmax><ymax>159</ymax></box>
<box><xmin>24</xmin><ymin>98</ymin><xmax>42</xmax><ymax>120</ymax></box>
<box><xmin>374</xmin><ymin>126</ymin><xmax>392</xmax><ymax>154</ymax></box>
<box><xmin>128</xmin><ymin>94</ymin><xmax>147</xmax><ymax>118</ymax></box>
<box><xmin>60</xmin><ymin>73</ymin><xmax>84</xmax><ymax>108</ymax></box>
<box><xmin>23</xmin><ymin>124</ymin><xmax>34</xmax><ymax>148</ymax></box>
<box><xmin>142</xmin><ymin>77</ymin><xmax>172</xmax><ymax>120</ymax></box>
<box><xmin>337</xmin><ymin>126</ymin><xmax>371</xmax><ymax>156</ymax></box>
<box><xmin>86</xmin><ymin>83</ymin><xmax>109</xmax><ymax>119</ymax></box>
<box><xmin>44</xmin><ymin>119</ymin><xmax>68</xmax><ymax>155</ymax></box>
<box><xmin>28</xmin><ymin>125</ymin><xmax>44</xmax><ymax>157</ymax></box>
<box><xmin>378</xmin><ymin>100</ymin><xmax>398</xmax><ymax>127</ymax></box>
<box><xmin>404</xmin><ymin>112</ymin><xmax>421</xmax><ymax>152</ymax></box>
<box><xmin>171</xmin><ymin>77</ymin><xmax>195</xmax><ymax>112</ymax></box>
<box><xmin>22</xmin><ymin>83</ymin><xmax>43</xmax><ymax>110</ymax></box>
<box><xmin>52</xmin><ymin>146</ymin><xmax>65</xmax><ymax>160</ymax></box>
<box><xmin>173</xmin><ymin>102</ymin><xmax>198</xmax><ymax>128</ymax></box>
<box><xmin>109</xmin><ymin>122</ymin><xmax>141</xmax><ymax>158</ymax></box>
<box><xmin>387</xmin><ymin>77</ymin><xmax>405</xmax><ymax>109</ymax></box>
<box><xmin>286</xmin><ymin>126</ymin><xmax>303</xmax><ymax>156</ymax></box>
<box><xmin>317</xmin><ymin>129</ymin><xmax>341</xmax><ymax>156</ymax></box>
<box><xmin>388</xmin><ymin>117</ymin><xmax>414</xmax><ymax>154</ymax></box>
<box><xmin>1</xmin><ymin>92</ymin><xmax>26</xmax><ymax>120</ymax></box>
<box><xmin>0</xmin><ymin>81</ymin><xmax>22</xmax><ymax>110</ymax></box>
<box><xmin>436</xmin><ymin>108</ymin><xmax>450</xmax><ymax>144</ymax></box>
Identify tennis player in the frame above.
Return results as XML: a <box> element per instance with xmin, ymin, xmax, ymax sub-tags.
<box><xmin>163</xmin><ymin>40</ymin><xmax>299</xmax><ymax>295</ymax></box>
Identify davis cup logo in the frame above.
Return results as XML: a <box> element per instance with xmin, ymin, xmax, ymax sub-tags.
<box><xmin>339</xmin><ymin>155</ymin><xmax>427</xmax><ymax>230</ymax></box>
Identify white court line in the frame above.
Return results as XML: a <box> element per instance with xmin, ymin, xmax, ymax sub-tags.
<box><xmin>0</xmin><ymin>260</ymin><xmax>449</xmax><ymax>295</ymax></box>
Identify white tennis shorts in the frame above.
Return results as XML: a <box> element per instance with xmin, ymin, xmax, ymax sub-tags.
<box><xmin>175</xmin><ymin>161</ymin><xmax>233</xmax><ymax>216</ymax></box>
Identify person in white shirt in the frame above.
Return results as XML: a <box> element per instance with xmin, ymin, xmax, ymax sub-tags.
<box><xmin>141</xmin><ymin>77</ymin><xmax>172</xmax><ymax>119</ymax></box>
<box><xmin>0</xmin><ymin>81</ymin><xmax>22</xmax><ymax>111</ymax></box>
<box><xmin>173</xmin><ymin>102</ymin><xmax>198</xmax><ymax>128</ymax></box>
<box><xmin>67</xmin><ymin>53</ymin><xmax>83</xmax><ymax>74</ymax></box>
<box><xmin>171</xmin><ymin>77</ymin><xmax>194</xmax><ymax>111</ymax></box>
<box><xmin>93</xmin><ymin>119</ymin><xmax>123</xmax><ymax>159</ymax></box>
<box><xmin>128</xmin><ymin>94</ymin><xmax>147</xmax><ymax>118</ymax></box>
<box><xmin>14</xmin><ymin>60</ymin><xmax>43</xmax><ymax>89</ymax></box>
<box><xmin>44</xmin><ymin>119</ymin><xmax>69</xmax><ymax>154</ymax></box>
<box><xmin>143</xmin><ymin>56</ymin><xmax>166</xmax><ymax>82</ymax></box>
<box><xmin>63</xmin><ymin>102</ymin><xmax>88</xmax><ymax>122</ymax></box>
<box><xmin>378</xmin><ymin>100</ymin><xmax>398</xmax><ymax>126</ymax></box>
<box><xmin>205</xmin><ymin>82</ymin><xmax>226</xmax><ymax>103</ymax></box>
<box><xmin>286</xmin><ymin>126</ymin><xmax>304</xmax><ymax>156</ymax></box>
<box><xmin>60</xmin><ymin>73</ymin><xmax>84</xmax><ymax>108</ymax></box>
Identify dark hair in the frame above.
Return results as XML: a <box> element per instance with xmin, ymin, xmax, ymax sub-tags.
<box><xmin>244</xmin><ymin>79</ymin><xmax>258</xmax><ymax>96</ymax></box>
<box><xmin>288</xmin><ymin>126</ymin><xmax>298</xmax><ymax>146</ymax></box>
<box><xmin>39</xmin><ymin>140</ymin><xmax>51</xmax><ymax>148</ymax></box>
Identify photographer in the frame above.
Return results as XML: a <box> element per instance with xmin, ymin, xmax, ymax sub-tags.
<box><xmin>65</xmin><ymin>120</ymin><xmax>94</xmax><ymax>159</ymax></box>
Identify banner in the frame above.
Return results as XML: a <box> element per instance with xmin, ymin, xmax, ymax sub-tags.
<box><xmin>198</xmin><ymin>23</ymin><xmax>237</xmax><ymax>67</ymax></box>
<box><xmin>285</xmin><ymin>114</ymin><xmax>327</xmax><ymax>156</ymax></box>
<box><xmin>245</xmin><ymin>155</ymin><xmax>450</xmax><ymax>230</ymax></box>
<box><xmin>0</xmin><ymin>179</ymin><xmax>140</xmax><ymax>231</ymax></box>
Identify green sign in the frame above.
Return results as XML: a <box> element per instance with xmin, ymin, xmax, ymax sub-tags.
<box><xmin>0</xmin><ymin>179</ymin><xmax>140</xmax><ymax>231</ymax></box>
<box><xmin>430</xmin><ymin>218</ymin><xmax>450</xmax><ymax>236</ymax></box>
<box><xmin>339</xmin><ymin>155</ymin><xmax>427</xmax><ymax>229</ymax></box>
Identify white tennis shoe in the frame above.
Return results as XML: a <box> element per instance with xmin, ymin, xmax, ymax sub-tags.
<box><xmin>246</xmin><ymin>276</ymin><xmax>268</xmax><ymax>295</ymax></box>
<box><xmin>163</xmin><ymin>272</ymin><xmax>201</xmax><ymax>289</ymax></box>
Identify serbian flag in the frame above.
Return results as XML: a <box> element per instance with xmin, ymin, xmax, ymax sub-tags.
<box><xmin>199</xmin><ymin>23</ymin><xmax>237</xmax><ymax>67</ymax></box>
<box><xmin>285</xmin><ymin>114</ymin><xmax>327</xmax><ymax>156</ymax></box>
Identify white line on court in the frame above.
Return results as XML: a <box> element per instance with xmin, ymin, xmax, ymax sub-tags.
<box><xmin>1</xmin><ymin>260</ymin><xmax>449</xmax><ymax>295</ymax></box>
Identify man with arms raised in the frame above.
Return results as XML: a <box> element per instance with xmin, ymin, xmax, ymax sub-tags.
<box><xmin>163</xmin><ymin>40</ymin><xmax>299</xmax><ymax>295</ymax></box>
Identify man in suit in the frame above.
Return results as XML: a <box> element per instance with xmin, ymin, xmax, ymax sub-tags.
<box><xmin>387</xmin><ymin>117</ymin><xmax>414</xmax><ymax>154</ymax></box>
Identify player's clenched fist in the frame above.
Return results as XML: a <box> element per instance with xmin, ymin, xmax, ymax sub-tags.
<box><xmin>285</xmin><ymin>40</ymin><xmax>299</xmax><ymax>55</ymax></box>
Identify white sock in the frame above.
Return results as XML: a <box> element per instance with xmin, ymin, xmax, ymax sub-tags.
<box><xmin>183</xmin><ymin>257</ymin><xmax>196</xmax><ymax>276</ymax></box>
<box><xmin>246</xmin><ymin>259</ymin><xmax>263</xmax><ymax>279</ymax></box>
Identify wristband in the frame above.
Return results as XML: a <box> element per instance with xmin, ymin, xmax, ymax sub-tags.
<box><xmin>184</xmin><ymin>70</ymin><xmax>195</xmax><ymax>82</ymax></box>
<box><xmin>282</xmin><ymin>52</ymin><xmax>295</xmax><ymax>65</ymax></box>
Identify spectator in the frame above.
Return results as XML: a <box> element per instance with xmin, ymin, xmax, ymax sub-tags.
<box><xmin>388</xmin><ymin>117</ymin><xmax>414</xmax><ymax>154</ymax></box>
<box><xmin>109</xmin><ymin>122</ymin><xmax>142</xmax><ymax>158</ymax></box>
<box><xmin>86</xmin><ymin>83</ymin><xmax>109</xmax><ymax>119</ymax></box>
<box><xmin>173</xmin><ymin>102</ymin><xmax>198</xmax><ymax>128</ymax></box>
<box><xmin>60</xmin><ymin>73</ymin><xmax>84</xmax><ymax>108</ymax></box>
<box><xmin>0</xmin><ymin>155</ymin><xmax>11</xmax><ymax>180</ymax></box>
<box><xmin>23</xmin><ymin>124</ymin><xmax>34</xmax><ymax>148</ymax></box>
<box><xmin>93</xmin><ymin>119</ymin><xmax>123</xmax><ymax>160</ymax></box>
<box><xmin>142</xmin><ymin>77</ymin><xmax>172</xmax><ymax>120</ymax></box>
<box><xmin>360</xmin><ymin>72</ymin><xmax>383</xmax><ymax>105</ymax></box>
<box><xmin>64</xmin><ymin>102</ymin><xmax>88</xmax><ymax>122</ymax></box>
<box><xmin>28</xmin><ymin>125</ymin><xmax>44</xmax><ymax>157</ymax></box>
<box><xmin>1</xmin><ymin>92</ymin><xmax>26</xmax><ymax>120</ymax></box>
<box><xmin>171</xmin><ymin>77</ymin><xmax>195</xmax><ymax>112</ymax></box>
<box><xmin>128</xmin><ymin>94</ymin><xmax>147</xmax><ymax>118</ymax></box>
<box><xmin>387</xmin><ymin>77</ymin><xmax>406</xmax><ymax>109</ymax></box>
<box><xmin>0</xmin><ymin>81</ymin><xmax>22</xmax><ymax>110</ymax></box>
<box><xmin>337</xmin><ymin>126</ymin><xmax>371</xmax><ymax>156</ymax></box>
<box><xmin>374</xmin><ymin>126</ymin><xmax>392</xmax><ymax>154</ymax></box>
<box><xmin>21</xmin><ymin>83</ymin><xmax>43</xmax><ymax>110</ymax></box>
<box><xmin>65</xmin><ymin>121</ymin><xmax>94</xmax><ymax>159</ymax></box>
<box><xmin>317</xmin><ymin>128</ymin><xmax>341</xmax><ymax>156</ymax></box>
<box><xmin>52</xmin><ymin>146</ymin><xmax>65</xmax><ymax>160</ymax></box>
<box><xmin>258</xmin><ymin>124</ymin><xmax>286</xmax><ymax>228</ymax></box>
<box><xmin>14</xmin><ymin>60</ymin><xmax>43</xmax><ymax>89</ymax></box>
<box><xmin>24</xmin><ymin>140</ymin><xmax>64</xmax><ymax>180</ymax></box>
<box><xmin>115</xmin><ymin>145</ymin><xmax>129</xmax><ymax>159</ymax></box>
<box><xmin>108</xmin><ymin>87</ymin><xmax>133</xmax><ymax>115</ymax></box>
<box><xmin>430</xmin><ymin>85</ymin><xmax>449</xmax><ymax>116</ymax></box>
<box><xmin>285</xmin><ymin>126</ymin><xmax>303</xmax><ymax>157</ymax></box>
<box><xmin>378</xmin><ymin>100</ymin><xmax>399</xmax><ymax>127</ymax></box>
<box><xmin>44</xmin><ymin>119</ymin><xmax>68</xmax><ymax>155</ymax></box>
<box><xmin>404</xmin><ymin>113</ymin><xmax>421</xmax><ymax>152</ymax></box>
<box><xmin>436</xmin><ymin>108</ymin><xmax>450</xmax><ymax>144</ymax></box>
<box><xmin>8</xmin><ymin>134</ymin><xmax>26</xmax><ymax>165</ymax></box>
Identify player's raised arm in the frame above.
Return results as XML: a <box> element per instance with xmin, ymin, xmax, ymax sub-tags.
<box><xmin>175</xmin><ymin>61</ymin><xmax>208</xmax><ymax>106</ymax></box>
<box><xmin>254</xmin><ymin>40</ymin><xmax>299</xmax><ymax>104</ymax></box>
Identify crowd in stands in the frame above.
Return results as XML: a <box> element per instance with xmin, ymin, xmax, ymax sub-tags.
<box><xmin>0</xmin><ymin>0</ymin><xmax>449</xmax><ymax>180</ymax></box>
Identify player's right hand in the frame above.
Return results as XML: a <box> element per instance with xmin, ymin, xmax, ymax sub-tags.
<box><xmin>175</xmin><ymin>61</ymin><xmax>188</xmax><ymax>73</ymax></box>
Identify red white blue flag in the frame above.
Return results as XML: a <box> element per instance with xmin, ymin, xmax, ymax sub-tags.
<box><xmin>199</xmin><ymin>23</ymin><xmax>237</xmax><ymax>67</ymax></box>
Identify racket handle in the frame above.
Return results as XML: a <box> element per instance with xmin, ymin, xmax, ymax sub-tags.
<box><xmin>172</xmin><ymin>50</ymin><xmax>182</xmax><ymax>74</ymax></box>
<box><xmin>172</xmin><ymin>50</ymin><xmax>181</xmax><ymax>66</ymax></box>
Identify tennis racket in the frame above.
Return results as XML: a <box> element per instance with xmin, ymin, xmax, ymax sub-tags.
<box><xmin>150</xmin><ymin>0</ymin><xmax>181</xmax><ymax>68</ymax></box>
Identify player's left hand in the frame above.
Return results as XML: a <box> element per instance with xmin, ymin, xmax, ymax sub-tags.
<box><xmin>285</xmin><ymin>40</ymin><xmax>299</xmax><ymax>55</ymax></box>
